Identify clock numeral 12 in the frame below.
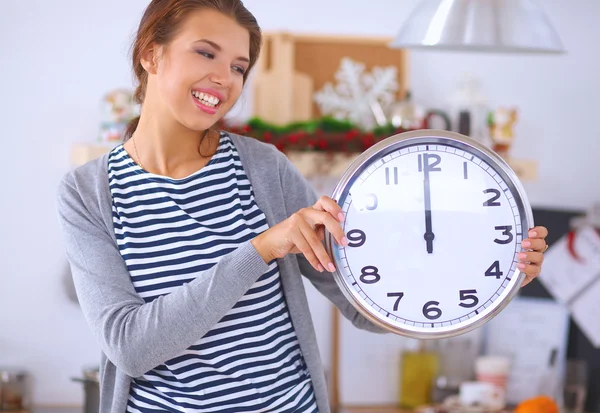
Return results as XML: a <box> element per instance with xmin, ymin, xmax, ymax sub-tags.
<box><xmin>418</xmin><ymin>153</ymin><xmax>442</xmax><ymax>172</ymax></box>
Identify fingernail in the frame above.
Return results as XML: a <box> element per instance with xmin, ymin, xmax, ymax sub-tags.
<box><xmin>522</xmin><ymin>241</ymin><xmax>531</xmax><ymax>248</ymax></box>
<box><xmin>317</xmin><ymin>264</ymin><xmax>324</xmax><ymax>272</ymax></box>
<box><xmin>328</xmin><ymin>263</ymin><xmax>336</xmax><ymax>272</ymax></box>
<box><xmin>341</xmin><ymin>237</ymin><xmax>349</xmax><ymax>246</ymax></box>
<box><xmin>517</xmin><ymin>263</ymin><xmax>526</xmax><ymax>269</ymax></box>
<box><xmin>338</xmin><ymin>212</ymin><xmax>345</xmax><ymax>222</ymax></box>
<box><xmin>529</xmin><ymin>231</ymin><xmax>538</xmax><ymax>237</ymax></box>
<box><xmin>518</xmin><ymin>253</ymin><xmax>527</xmax><ymax>260</ymax></box>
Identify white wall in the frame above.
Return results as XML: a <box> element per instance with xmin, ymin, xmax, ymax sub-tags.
<box><xmin>1</xmin><ymin>0</ymin><xmax>599</xmax><ymax>407</ymax></box>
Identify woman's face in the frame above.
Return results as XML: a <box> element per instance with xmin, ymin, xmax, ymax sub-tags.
<box><xmin>149</xmin><ymin>8</ymin><xmax>250</xmax><ymax>131</ymax></box>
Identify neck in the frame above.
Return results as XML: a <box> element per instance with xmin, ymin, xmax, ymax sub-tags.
<box><xmin>131</xmin><ymin>103</ymin><xmax>218</xmax><ymax>176</ymax></box>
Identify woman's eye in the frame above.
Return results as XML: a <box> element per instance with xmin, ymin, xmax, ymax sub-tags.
<box><xmin>197</xmin><ymin>50</ymin><xmax>246</xmax><ymax>75</ymax></box>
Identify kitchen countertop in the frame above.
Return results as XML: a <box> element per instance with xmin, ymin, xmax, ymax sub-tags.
<box><xmin>17</xmin><ymin>407</ymin><xmax>81</xmax><ymax>413</ymax></box>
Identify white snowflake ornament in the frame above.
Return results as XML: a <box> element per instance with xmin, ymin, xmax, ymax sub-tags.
<box><xmin>314</xmin><ymin>57</ymin><xmax>398</xmax><ymax>130</ymax></box>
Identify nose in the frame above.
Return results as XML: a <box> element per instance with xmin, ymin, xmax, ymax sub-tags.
<box><xmin>209</xmin><ymin>62</ymin><xmax>233</xmax><ymax>88</ymax></box>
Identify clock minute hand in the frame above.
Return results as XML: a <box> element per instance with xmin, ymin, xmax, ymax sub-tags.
<box><xmin>423</xmin><ymin>170</ymin><xmax>435</xmax><ymax>254</ymax></box>
<box><xmin>421</xmin><ymin>153</ymin><xmax>436</xmax><ymax>254</ymax></box>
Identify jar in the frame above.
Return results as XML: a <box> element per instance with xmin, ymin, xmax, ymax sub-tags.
<box><xmin>0</xmin><ymin>369</ymin><xmax>29</xmax><ymax>411</ymax></box>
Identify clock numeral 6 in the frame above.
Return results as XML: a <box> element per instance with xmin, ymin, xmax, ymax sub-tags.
<box><xmin>459</xmin><ymin>289</ymin><xmax>479</xmax><ymax>308</ymax></box>
<box><xmin>483</xmin><ymin>188</ymin><xmax>501</xmax><ymax>206</ymax></box>
<box><xmin>485</xmin><ymin>260</ymin><xmax>503</xmax><ymax>279</ymax></box>
<box><xmin>494</xmin><ymin>225</ymin><xmax>514</xmax><ymax>244</ymax></box>
<box><xmin>360</xmin><ymin>266</ymin><xmax>380</xmax><ymax>284</ymax></box>
<box><xmin>423</xmin><ymin>300</ymin><xmax>442</xmax><ymax>320</ymax></box>
<box><xmin>346</xmin><ymin>229</ymin><xmax>366</xmax><ymax>247</ymax></box>
<box><xmin>387</xmin><ymin>292</ymin><xmax>404</xmax><ymax>311</ymax></box>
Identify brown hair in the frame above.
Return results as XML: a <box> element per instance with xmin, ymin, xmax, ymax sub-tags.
<box><xmin>123</xmin><ymin>0</ymin><xmax>262</xmax><ymax>141</ymax></box>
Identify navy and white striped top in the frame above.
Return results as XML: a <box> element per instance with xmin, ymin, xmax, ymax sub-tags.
<box><xmin>107</xmin><ymin>132</ymin><xmax>318</xmax><ymax>413</ymax></box>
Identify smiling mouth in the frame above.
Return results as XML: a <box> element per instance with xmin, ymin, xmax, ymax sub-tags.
<box><xmin>192</xmin><ymin>91</ymin><xmax>221</xmax><ymax>108</ymax></box>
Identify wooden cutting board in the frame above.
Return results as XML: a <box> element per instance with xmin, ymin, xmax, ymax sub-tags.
<box><xmin>252</xmin><ymin>33</ymin><xmax>313</xmax><ymax>125</ymax></box>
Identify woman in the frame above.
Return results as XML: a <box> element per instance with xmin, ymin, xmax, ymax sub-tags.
<box><xmin>56</xmin><ymin>1</ymin><xmax>549</xmax><ymax>412</ymax></box>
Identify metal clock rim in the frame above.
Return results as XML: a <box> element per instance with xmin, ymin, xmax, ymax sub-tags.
<box><xmin>324</xmin><ymin>128</ymin><xmax>534</xmax><ymax>339</ymax></box>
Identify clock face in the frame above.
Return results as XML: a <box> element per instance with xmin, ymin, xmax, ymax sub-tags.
<box><xmin>329</xmin><ymin>132</ymin><xmax>533</xmax><ymax>338</ymax></box>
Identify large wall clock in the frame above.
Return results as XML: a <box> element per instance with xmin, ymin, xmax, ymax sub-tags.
<box><xmin>325</xmin><ymin>129</ymin><xmax>534</xmax><ymax>339</ymax></box>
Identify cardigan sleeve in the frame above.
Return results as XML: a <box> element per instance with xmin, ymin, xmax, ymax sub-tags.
<box><xmin>56</xmin><ymin>173</ymin><xmax>270</xmax><ymax>377</ymax></box>
<box><xmin>276</xmin><ymin>152</ymin><xmax>388</xmax><ymax>334</ymax></box>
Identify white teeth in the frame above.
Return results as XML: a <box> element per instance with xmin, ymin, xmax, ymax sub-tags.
<box><xmin>192</xmin><ymin>91</ymin><xmax>220</xmax><ymax>108</ymax></box>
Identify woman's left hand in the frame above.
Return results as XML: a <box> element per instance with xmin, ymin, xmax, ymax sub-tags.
<box><xmin>518</xmin><ymin>226</ymin><xmax>549</xmax><ymax>287</ymax></box>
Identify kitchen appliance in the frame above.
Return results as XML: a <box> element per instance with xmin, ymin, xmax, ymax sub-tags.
<box><xmin>72</xmin><ymin>367</ymin><xmax>99</xmax><ymax>413</ymax></box>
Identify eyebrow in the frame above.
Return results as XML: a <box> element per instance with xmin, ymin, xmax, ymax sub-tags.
<box><xmin>194</xmin><ymin>39</ymin><xmax>250</xmax><ymax>63</ymax></box>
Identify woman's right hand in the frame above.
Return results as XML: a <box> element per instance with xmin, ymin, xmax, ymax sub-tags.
<box><xmin>251</xmin><ymin>196</ymin><xmax>349</xmax><ymax>272</ymax></box>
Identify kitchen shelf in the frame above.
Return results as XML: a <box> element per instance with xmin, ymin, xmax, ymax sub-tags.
<box><xmin>70</xmin><ymin>143</ymin><xmax>537</xmax><ymax>182</ymax></box>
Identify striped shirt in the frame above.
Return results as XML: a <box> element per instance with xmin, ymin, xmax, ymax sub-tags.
<box><xmin>107</xmin><ymin>132</ymin><xmax>318</xmax><ymax>413</ymax></box>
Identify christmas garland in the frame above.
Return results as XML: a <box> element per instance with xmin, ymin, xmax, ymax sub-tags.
<box><xmin>221</xmin><ymin>117</ymin><xmax>410</xmax><ymax>153</ymax></box>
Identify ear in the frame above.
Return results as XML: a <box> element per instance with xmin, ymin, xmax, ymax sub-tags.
<box><xmin>140</xmin><ymin>44</ymin><xmax>160</xmax><ymax>75</ymax></box>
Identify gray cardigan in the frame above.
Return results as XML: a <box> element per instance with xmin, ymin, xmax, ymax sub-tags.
<box><xmin>56</xmin><ymin>132</ymin><xmax>385</xmax><ymax>413</ymax></box>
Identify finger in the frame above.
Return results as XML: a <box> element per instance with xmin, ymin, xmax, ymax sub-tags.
<box><xmin>528</xmin><ymin>226</ymin><xmax>548</xmax><ymax>239</ymax></box>
<box><xmin>521</xmin><ymin>266</ymin><xmax>539</xmax><ymax>287</ymax></box>
<box><xmin>517</xmin><ymin>261</ymin><xmax>541</xmax><ymax>277</ymax></box>
<box><xmin>521</xmin><ymin>274</ymin><xmax>536</xmax><ymax>287</ymax></box>
<box><xmin>303</xmin><ymin>209</ymin><xmax>348</xmax><ymax>246</ymax></box>
<box><xmin>521</xmin><ymin>238</ymin><xmax>546</xmax><ymax>252</ymax></box>
<box><xmin>316</xmin><ymin>226</ymin><xmax>325</xmax><ymax>241</ymax></box>
<box><xmin>313</xmin><ymin>195</ymin><xmax>345</xmax><ymax>223</ymax></box>
<box><xmin>517</xmin><ymin>251</ymin><xmax>544</xmax><ymax>266</ymax></box>
<box><xmin>292</xmin><ymin>228</ymin><xmax>325</xmax><ymax>272</ymax></box>
<box><xmin>298</xmin><ymin>218</ymin><xmax>336</xmax><ymax>272</ymax></box>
